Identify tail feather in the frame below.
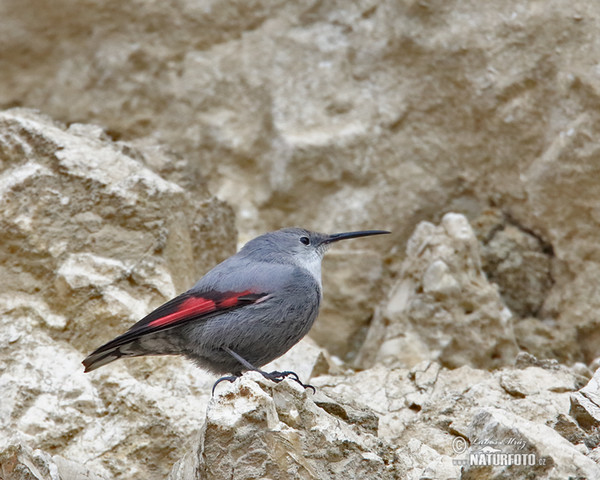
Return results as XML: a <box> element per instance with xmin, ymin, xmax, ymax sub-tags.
<box><xmin>82</xmin><ymin>346</ymin><xmax>128</xmax><ymax>372</ymax></box>
<box><xmin>82</xmin><ymin>329</ymin><xmax>174</xmax><ymax>372</ymax></box>
<box><xmin>82</xmin><ymin>326</ymin><xmax>148</xmax><ymax>372</ymax></box>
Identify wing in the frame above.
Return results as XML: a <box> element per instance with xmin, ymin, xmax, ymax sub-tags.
<box><xmin>82</xmin><ymin>289</ymin><xmax>269</xmax><ymax>372</ymax></box>
<box><xmin>129</xmin><ymin>288</ymin><xmax>268</xmax><ymax>331</ymax></box>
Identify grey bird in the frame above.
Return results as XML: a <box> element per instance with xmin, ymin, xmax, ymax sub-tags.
<box><xmin>82</xmin><ymin>227</ymin><xmax>389</xmax><ymax>393</ymax></box>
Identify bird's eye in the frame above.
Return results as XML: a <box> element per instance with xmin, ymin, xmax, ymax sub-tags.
<box><xmin>300</xmin><ymin>236</ymin><xmax>310</xmax><ymax>245</ymax></box>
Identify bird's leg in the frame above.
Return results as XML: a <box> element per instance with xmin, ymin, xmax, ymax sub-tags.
<box><xmin>222</xmin><ymin>346</ymin><xmax>315</xmax><ymax>393</ymax></box>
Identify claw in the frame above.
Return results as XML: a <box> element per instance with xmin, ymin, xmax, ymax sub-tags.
<box><xmin>260</xmin><ymin>370</ymin><xmax>316</xmax><ymax>393</ymax></box>
<box><xmin>211</xmin><ymin>374</ymin><xmax>239</xmax><ymax>395</ymax></box>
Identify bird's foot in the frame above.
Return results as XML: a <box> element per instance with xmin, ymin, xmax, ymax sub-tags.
<box><xmin>220</xmin><ymin>346</ymin><xmax>315</xmax><ymax>393</ymax></box>
<box><xmin>260</xmin><ymin>370</ymin><xmax>316</xmax><ymax>393</ymax></box>
<box><xmin>211</xmin><ymin>371</ymin><xmax>316</xmax><ymax>395</ymax></box>
<box><xmin>211</xmin><ymin>374</ymin><xmax>240</xmax><ymax>395</ymax></box>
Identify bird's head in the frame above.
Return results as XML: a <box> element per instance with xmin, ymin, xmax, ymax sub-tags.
<box><xmin>240</xmin><ymin>227</ymin><xmax>390</xmax><ymax>272</ymax></box>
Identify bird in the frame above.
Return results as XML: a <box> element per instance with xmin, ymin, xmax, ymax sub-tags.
<box><xmin>82</xmin><ymin>227</ymin><xmax>389</xmax><ymax>393</ymax></box>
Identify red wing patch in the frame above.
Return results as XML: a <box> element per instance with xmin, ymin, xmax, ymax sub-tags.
<box><xmin>141</xmin><ymin>289</ymin><xmax>268</xmax><ymax>330</ymax></box>
<box><xmin>148</xmin><ymin>297</ymin><xmax>217</xmax><ymax>327</ymax></box>
<box><xmin>218</xmin><ymin>295</ymin><xmax>241</xmax><ymax>308</ymax></box>
<box><xmin>147</xmin><ymin>290</ymin><xmax>260</xmax><ymax>328</ymax></box>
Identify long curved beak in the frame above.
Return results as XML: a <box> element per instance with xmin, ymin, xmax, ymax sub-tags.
<box><xmin>322</xmin><ymin>230</ymin><xmax>390</xmax><ymax>245</ymax></box>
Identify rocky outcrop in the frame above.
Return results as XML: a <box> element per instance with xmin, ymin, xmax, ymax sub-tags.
<box><xmin>165</xmin><ymin>356</ymin><xmax>599</xmax><ymax>480</ymax></box>
<box><xmin>3</xmin><ymin>0</ymin><xmax>600</xmax><ymax>478</ymax></box>
<box><xmin>356</xmin><ymin>213</ymin><xmax>517</xmax><ymax>371</ymax></box>
<box><xmin>0</xmin><ymin>109</ymin><xmax>235</xmax><ymax>479</ymax></box>
<box><xmin>6</xmin><ymin>0</ymin><xmax>600</xmax><ymax>368</ymax></box>
<box><xmin>2</xmin><ymin>109</ymin><xmax>600</xmax><ymax>478</ymax></box>
<box><xmin>169</xmin><ymin>374</ymin><xmax>398</xmax><ymax>480</ymax></box>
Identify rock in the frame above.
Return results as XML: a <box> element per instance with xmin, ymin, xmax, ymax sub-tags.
<box><xmin>3</xmin><ymin>1</ymin><xmax>600</xmax><ymax>477</ymax></box>
<box><xmin>499</xmin><ymin>365</ymin><xmax>584</xmax><ymax>399</ymax></box>
<box><xmin>479</xmin><ymin>219</ymin><xmax>554</xmax><ymax>318</ymax></box>
<box><xmin>0</xmin><ymin>109</ymin><xmax>236</xmax><ymax>479</ymax></box>
<box><xmin>174</xmin><ymin>355</ymin><xmax>598</xmax><ymax>480</ymax></box>
<box><xmin>170</xmin><ymin>373</ymin><xmax>397</xmax><ymax>480</ymax></box>
<box><xmin>312</xmin><ymin>355</ymin><xmax>595</xmax><ymax>474</ymax></box>
<box><xmin>395</xmin><ymin>439</ymin><xmax>459</xmax><ymax>480</ymax></box>
<box><xmin>357</xmin><ymin>213</ymin><xmax>518</xmax><ymax>370</ymax></box>
<box><xmin>0</xmin><ymin>438</ymin><xmax>107</xmax><ymax>480</ymax></box>
<box><xmin>571</xmin><ymin>367</ymin><xmax>600</xmax><ymax>431</ymax></box>
<box><xmin>0</xmin><ymin>108</ymin><xmax>235</xmax><ymax>353</ymax></box>
<box><xmin>515</xmin><ymin>123</ymin><xmax>600</xmax><ymax>364</ymax></box>
<box><xmin>312</xmin><ymin>249</ymin><xmax>387</xmax><ymax>361</ymax></box>
<box><xmin>0</xmin><ymin>441</ymin><xmax>58</xmax><ymax>480</ymax></box>
<box><xmin>463</xmin><ymin>408</ymin><xmax>599</xmax><ymax>479</ymax></box>
<box><xmin>3</xmin><ymin>0</ymin><xmax>600</xmax><ymax>370</ymax></box>
<box><xmin>52</xmin><ymin>455</ymin><xmax>108</xmax><ymax>480</ymax></box>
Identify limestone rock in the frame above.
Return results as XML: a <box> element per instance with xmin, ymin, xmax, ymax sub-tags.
<box><xmin>395</xmin><ymin>439</ymin><xmax>459</xmax><ymax>480</ymax></box>
<box><xmin>3</xmin><ymin>1</ymin><xmax>600</xmax><ymax>478</ymax></box>
<box><xmin>463</xmin><ymin>408</ymin><xmax>598</xmax><ymax>479</ymax></box>
<box><xmin>0</xmin><ymin>108</ymin><xmax>235</xmax><ymax>353</ymax></box>
<box><xmin>4</xmin><ymin>0</ymin><xmax>600</xmax><ymax>263</ymax></box>
<box><xmin>0</xmin><ymin>441</ymin><xmax>58</xmax><ymax>480</ymax></box>
<box><xmin>172</xmin><ymin>355</ymin><xmax>597</xmax><ymax>480</ymax></box>
<box><xmin>571</xmin><ymin>367</ymin><xmax>600</xmax><ymax>432</ymax></box>
<box><xmin>3</xmin><ymin>0</ymin><xmax>600</xmax><ymax>368</ymax></box>
<box><xmin>357</xmin><ymin>213</ymin><xmax>518</xmax><ymax>370</ymax></box>
<box><xmin>170</xmin><ymin>373</ymin><xmax>397</xmax><ymax>480</ymax></box>
<box><xmin>515</xmin><ymin>118</ymin><xmax>600</xmax><ymax>364</ymax></box>
<box><xmin>0</xmin><ymin>438</ymin><xmax>106</xmax><ymax>480</ymax></box>
<box><xmin>313</xmin><ymin>356</ymin><xmax>598</xmax><ymax>479</ymax></box>
<box><xmin>0</xmin><ymin>109</ymin><xmax>236</xmax><ymax>479</ymax></box>
<box><xmin>264</xmin><ymin>336</ymin><xmax>340</xmax><ymax>384</ymax></box>
<box><xmin>312</xmin><ymin>249</ymin><xmax>386</xmax><ymax>361</ymax></box>
<box><xmin>479</xmin><ymin>217</ymin><xmax>554</xmax><ymax>318</ymax></box>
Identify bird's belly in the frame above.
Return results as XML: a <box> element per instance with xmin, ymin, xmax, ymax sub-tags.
<box><xmin>179</xmin><ymin>301</ymin><xmax>319</xmax><ymax>374</ymax></box>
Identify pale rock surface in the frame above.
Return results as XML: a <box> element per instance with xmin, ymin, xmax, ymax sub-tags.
<box><xmin>2</xmin><ymin>0</ymin><xmax>600</xmax><ymax>368</ymax></box>
<box><xmin>0</xmin><ymin>109</ymin><xmax>235</xmax><ymax>479</ymax></box>
<box><xmin>473</xmin><ymin>208</ymin><xmax>573</xmax><ymax>364</ymax></box>
<box><xmin>169</xmin><ymin>354</ymin><xmax>600</xmax><ymax>480</ymax></box>
<box><xmin>170</xmin><ymin>373</ymin><xmax>398</xmax><ymax>480</ymax></box>
<box><xmin>313</xmin><ymin>250</ymin><xmax>386</xmax><ymax>360</ymax></box>
<box><xmin>463</xmin><ymin>408</ymin><xmax>598</xmax><ymax>479</ymax></box>
<box><xmin>395</xmin><ymin>439</ymin><xmax>459</xmax><ymax>480</ymax></box>
<box><xmin>0</xmin><ymin>438</ymin><xmax>106</xmax><ymax>480</ymax></box>
<box><xmin>264</xmin><ymin>336</ymin><xmax>340</xmax><ymax>384</ymax></box>
<box><xmin>517</xmin><ymin>115</ymin><xmax>600</xmax><ymax>363</ymax></box>
<box><xmin>3</xmin><ymin>1</ymin><xmax>600</xmax><ymax>478</ymax></box>
<box><xmin>311</xmin><ymin>354</ymin><xmax>599</xmax><ymax>479</ymax></box>
<box><xmin>0</xmin><ymin>440</ymin><xmax>61</xmax><ymax>480</ymax></box>
<box><xmin>1</xmin><ymin>0</ymin><xmax>600</xmax><ymax>369</ymax></box>
<box><xmin>477</xmin><ymin>213</ymin><xmax>554</xmax><ymax>319</ymax></box>
<box><xmin>0</xmin><ymin>108</ymin><xmax>235</xmax><ymax>353</ymax></box>
<box><xmin>571</xmin><ymin>367</ymin><xmax>600</xmax><ymax>432</ymax></box>
<box><xmin>356</xmin><ymin>213</ymin><xmax>518</xmax><ymax>370</ymax></box>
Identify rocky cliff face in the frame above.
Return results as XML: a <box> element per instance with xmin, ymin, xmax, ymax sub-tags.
<box><xmin>2</xmin><ymin>1</ymin><xmax>600</xmax><ymax>479</ymax></box>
